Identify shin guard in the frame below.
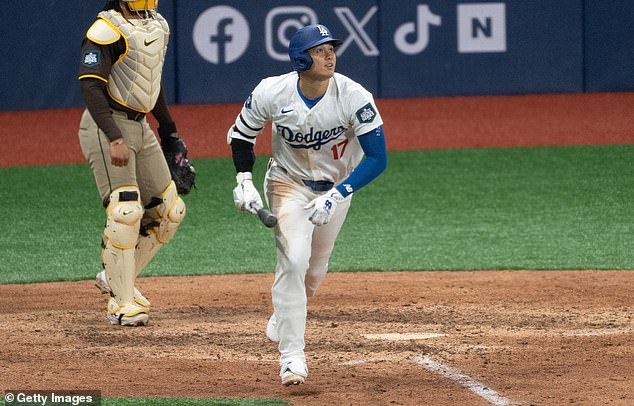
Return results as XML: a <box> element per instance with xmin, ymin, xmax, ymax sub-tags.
<box><xmin>102</xmin><ymin>187</ymin><xmax>143</xmax><ymax>305</ymax></box>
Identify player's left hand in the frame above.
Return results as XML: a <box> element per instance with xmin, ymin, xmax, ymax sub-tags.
<box><xmin>305</xmin><ymin>188</ymin><xmax>344</xmax><ymax>226</ymax></box>
<box><xmin>162</xmin><ymin>136</ymin><xmax>196</xmax><ymax>195</ymax></box>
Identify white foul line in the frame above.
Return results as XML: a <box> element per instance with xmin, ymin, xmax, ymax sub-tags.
<box><xmin>362</xmin><ymin>332</ymin><xmax>445</xmax><ymax>341</ymax></box>
<box><xmin>414</xmin><ymin>356</ymin><xmax>515</xmax><ymax>406</ymax></box>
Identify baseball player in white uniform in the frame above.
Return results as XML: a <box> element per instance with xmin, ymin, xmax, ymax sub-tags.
<box><xmin>227</xmin><ymin>24</ymin><xmax>387</xmax><ymax>386</ymax></box>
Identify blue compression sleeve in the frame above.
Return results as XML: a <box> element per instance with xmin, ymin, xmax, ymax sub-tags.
<box><xmin>335</xmin><ymin>126</ymin><xmax>387</xmax><ymax>197</ymax></box>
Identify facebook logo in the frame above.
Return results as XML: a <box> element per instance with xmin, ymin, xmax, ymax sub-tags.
<box><xmin>457</xmin><ymin>3</ymin><xmax>506</xmax><ymax>53</ymax></box>
<box><xmin>193</xmin><ymin>6</ymin><xmax>250</xmax><ymax>64</ymax></box>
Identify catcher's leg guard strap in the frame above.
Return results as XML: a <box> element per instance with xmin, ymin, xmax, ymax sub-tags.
<box><xmin>145</xmin><ymin>181</ymin><xmax>186</xmax><ymax>244</ymax></box>
<box><xmin>135</xmin><ymin>181</ymin><xmax>186</xmax><ymax>275</ymax></box>
<box><xmin>102</xmin><ymin>187</ymin><xmax>143</xmax><ymax>305</ymax></box>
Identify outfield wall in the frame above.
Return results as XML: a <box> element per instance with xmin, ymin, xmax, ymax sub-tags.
<box><xmin>2</xmin><ymin>1</ymin><xmax>634</xmax><ymax>111</ymax></box>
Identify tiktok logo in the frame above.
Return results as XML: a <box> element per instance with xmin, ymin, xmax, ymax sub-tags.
<box><xmin>394</xmin><ymin>5</ymin><xmax>441</xmax><ymax>55</ymax></box>
<box><xmin>193</xmin><ymin>6</ymin><xmax>250</xmax><ymax>64</ymax></box>
<box><xmin>394</xmin><ymin>3</ymin><xmax>507</xmax><ymax>55</ymax></box>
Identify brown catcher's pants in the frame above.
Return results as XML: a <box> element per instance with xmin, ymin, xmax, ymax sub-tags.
<box><xmin>78</xmin><ymin>109</ymin><xmax>172</xmax><ymax>206</ymax></box>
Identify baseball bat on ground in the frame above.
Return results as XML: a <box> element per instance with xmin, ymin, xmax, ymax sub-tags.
<box><xmin>249</xmin><ymin>203</ymin><xmax>277</xmax><ymax>228</ymax></box>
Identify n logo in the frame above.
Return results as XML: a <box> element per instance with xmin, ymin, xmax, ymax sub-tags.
<box><xmin>457</xmin><ymin>3</ymin><xmax>507</xmax><ymax>53</ymax></box>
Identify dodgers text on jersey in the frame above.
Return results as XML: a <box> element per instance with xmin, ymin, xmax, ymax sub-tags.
<box><xmin>275</xmin><ymin>124</ymin><xmax>347</xmax><ymax>151</ymax></box>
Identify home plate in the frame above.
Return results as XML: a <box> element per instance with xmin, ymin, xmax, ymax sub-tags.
<box><xmin>362</xmin><ymin>332</ymin><xmax>445</xmax><ymax>341</ymax></box>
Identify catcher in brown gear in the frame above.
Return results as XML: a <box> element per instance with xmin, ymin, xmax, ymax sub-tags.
<box><xmin>77</xmin><ymin>0</ymin><xmax>196</xmax><ymax>326</ymax></box>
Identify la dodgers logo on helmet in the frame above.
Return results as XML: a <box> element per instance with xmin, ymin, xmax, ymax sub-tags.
<box><xmin>316</xmin><ymin>25</ymin><xmax>329</xmax><ymax>37</ymax></box>
<box><xmin>288</xmin><ymin>24</ymin><xmax>342</xmax><ymax>72</ymax></box>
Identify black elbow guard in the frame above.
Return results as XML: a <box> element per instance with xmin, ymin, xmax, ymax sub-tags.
<box><xmin>230</xmin><ymin>138</ymin><xmax>255</xmax><ymax>173</ymax></box>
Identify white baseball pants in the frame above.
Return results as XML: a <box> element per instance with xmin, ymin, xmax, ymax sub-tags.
<box><xmin>265</xmin><ymin>165</ymin><xmax>351</xmax><ymax>364</ymax></box>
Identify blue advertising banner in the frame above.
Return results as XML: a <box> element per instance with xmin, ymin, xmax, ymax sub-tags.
<box><xmin>584</xmin><ymin>1</ymin><xmax>634</xmax><ymax>92</ymax></box>
<box><xmin>1</xmin><ymin>1</ymin><xmax>633</xmax><ymax>111</ymax></box>
<box><xmin>0</xmin><ymin>0</ymin><xmax>176</xmax><ymax>111</ymax></box>
<box><xmin>0</xmin><ymin>1</ymin><xmax>96</xmax><ymax>111</ymax></box>
<box><xmin>379</xmin><ymin>0</ymin><xmax>584</xmax><ymax>97</ymax></box>
<box><xmin>175</xmin><ymin>0</ymin><xmax>379</xmax><ymax>104</ymax></box>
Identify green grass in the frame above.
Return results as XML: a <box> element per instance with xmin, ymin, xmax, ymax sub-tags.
<box><xmin>1</xmin><ymin>144</ymin><xmax>633</xmax><ymax>284</ymax></box>
<box><xmin>342</xmin><ymin>144</ymin><xmax>634</xmax><ymax>271</ymax></box>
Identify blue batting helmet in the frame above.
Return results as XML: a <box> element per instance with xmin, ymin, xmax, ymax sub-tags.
<box><xmin>289</xmin><ymin>24</ymin><xmax>342</xmax><ymax>72</ymax></box>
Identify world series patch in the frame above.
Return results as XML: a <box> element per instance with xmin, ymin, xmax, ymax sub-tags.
<box><xmin>355</xmin><ymin>103</ymin><xmax>377</xmax><ymax>124</ymax></box>
<box><xmin>82</xmin><ymin>50</ymin><xmax>101</xmax><ymax>67</ymax></box>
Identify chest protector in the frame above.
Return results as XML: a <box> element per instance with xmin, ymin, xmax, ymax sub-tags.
<box><xmin>99</xmin><ymin>10</ymin><xmax>169</xmax><ymax>113</ymax></box>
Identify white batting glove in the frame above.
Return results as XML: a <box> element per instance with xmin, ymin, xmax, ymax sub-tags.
<box><xmin>233</xmin><ymin>172</ymin><xmax>263</xmax><ymax>214</ymax></box>
<box><xmin>305</xmin><ymin>188</ymin><xmax>344</xmax><ymax>226</ymax></box>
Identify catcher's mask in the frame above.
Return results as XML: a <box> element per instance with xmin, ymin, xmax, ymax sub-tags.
<box><xmin>288</xmin><ymin>24</ymin><xmax>342</xmax><ymax>72</ymax></box>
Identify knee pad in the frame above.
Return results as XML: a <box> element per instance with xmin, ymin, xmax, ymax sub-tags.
<box><xmin>104</xmin><ymin>186</ymin><xmax>143</xmax><ymax>249</ymax></box>
<box><xmin>145</xmin><ymin>181</ymin><xmax>186</xmax><ymax>244</ymax></box>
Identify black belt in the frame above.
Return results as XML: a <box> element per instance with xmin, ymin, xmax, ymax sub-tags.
<box><xmin>270</xmin><ymin>161</ymin><xmax>334</xmax><ymax>192</ymax></box>
<box><xmin>125</xmin><ymin>111</ymin><xmax>146</xmax><ymax>121</ymax></box>
<box><xmin>302</xmin><ymin>179</ymin><xmax>334</xmax><ymax>192</ymax></box>
<box><xmin>112</xmin><ymin>109</ymin><xmax>145</xmax><ymax>122</ymax></box>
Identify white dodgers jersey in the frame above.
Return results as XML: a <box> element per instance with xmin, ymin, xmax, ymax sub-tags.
<box><xmin>229</xmin><ymin>72</ymin><xmax>383</xmax><ymax>184</ymax></box>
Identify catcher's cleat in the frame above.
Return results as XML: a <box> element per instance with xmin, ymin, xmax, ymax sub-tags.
<box><xmin>95</xmin><ymin>270</ymin><xmax>151</xmax><ymax>308</ymax></box>
<box><xmin>266</xmin><ymin>313</ymin><xmax>280</xmax><ymax>343</ymax></box>
<box><xmin>280</xmin><ymin>358</ymin><xmax>308</xmax><ymax>386</ymax></box>
<box><xmin>106</xmin><ymin>298</ymin><xmax>149</xmax><ymax>326</ymax></box>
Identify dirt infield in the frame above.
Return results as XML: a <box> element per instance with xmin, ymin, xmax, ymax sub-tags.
<box><xmin>1</xmin><ymin>270</ymin><xmax>632</xmax><ymax>405</ymax></box>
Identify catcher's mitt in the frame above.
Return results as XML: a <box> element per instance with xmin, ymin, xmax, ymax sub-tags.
<box><xmin>162</xmin><ymin>137</ymin><xmax>196</xmax><ymax>195</ymax></box>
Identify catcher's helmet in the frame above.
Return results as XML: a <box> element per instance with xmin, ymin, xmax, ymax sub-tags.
<box><xmin>289</xmin><ymin>24</ymin><xmax>342</xmax><ymax>72</ymax></box>
<box><xmin>103</xmin><ymin>0</ymin><xmax>159</xmax><ymax>16</ymax></box>
<box><xmin>123</xmin><ymin>0</ymin><xmax>158</xmax><ymax>12</ymax></box>
<box><xmin>103</xmin><ymin>0</ymin><xmax>158</xmax><ymax>13</ymax></box>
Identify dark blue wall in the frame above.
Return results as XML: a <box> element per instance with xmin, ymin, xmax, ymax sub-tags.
<box><xmin>1</xmin><ymin>1</ymin><xmax>632</xmax><ymax>111</ymax></box>
<box><xmin>0</xmin><ymin>0</ymin><xmax>176</xmax><ymax>111</ymax></box>
<box><xmin>584</xmin><ymin>2</ymin><xmax>634</xmax><ymax>92</ymax></box>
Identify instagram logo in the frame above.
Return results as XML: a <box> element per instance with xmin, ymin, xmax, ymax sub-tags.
<box><xmin>265</xmin><ymin>6</ymin><xmax>318</xmax><ymax>61</ymax></box>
